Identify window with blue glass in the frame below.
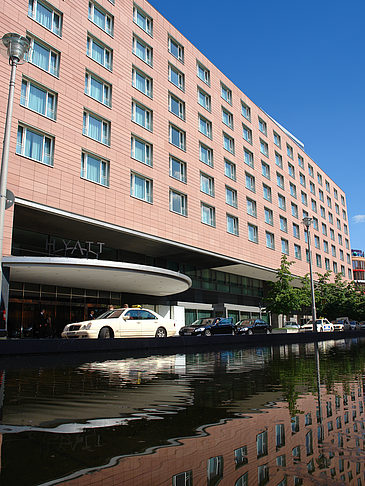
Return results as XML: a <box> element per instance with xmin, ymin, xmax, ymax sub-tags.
<box><xmin>88</xmin><ymin>1</ymin><xmax>113</xmax><ymax>35</ymax></box>
<box><xmin>227</xmin><ymin>214</ymin><xmax>239</xmax><ymax>235</ymax></box>
<box><xmin>168</xmin><ymin>36</ymin><xmax>184</xmax><ymax>62</ymax></box>
<box><xmin>133</xmin><ymin>5</ymin><xmax>152</xmax><ymax>36</ymax></box>
<box><xmin>87</xmin><ymin>35</ymin><xmax>112</xmax><ymax>70</ymax></box>
<box><xmin>169</xmin><ymin>155</ymin><xmax>186</xmax><ymax>182</ymax></box>
<box><xmin>81</xmin><ymin>152</ymin><xmax>109</xmax><ymax>186</ymax></box>
<box><xmin>21</xmin><ymin>78</ymin><xmax>56</xmax><ymax>119</ymax></box>
<box><xmin>28</xmin><ymin>0</ymin><xmax>62</xmax><ymax>36</ymax></box>
<box><xmin>133</xmin><ymin>35</ymin><xmax>152</xmax><ymax>66</ymax></box>
<box><xmin>169</xmin><ymin>63</ymin><xmax>184</xmax><ymax>91</ymax></box>
<box><xmin>130</xmin><ymin>172</ymin><xmax>152</xmax><ymax>203</ymax></box>
<box><xmin>83</xmin><ymin>111</ymin><xmax>110</xmax><ymax>145</ymax></box>
<box><xmin>85</xmin><ymin>71</ymin><xmax>111</xmax><ymax>106</ymax></box>
<box><xmin>132</xmin><ymin>67</ymin><xmax>152</xmax><ymax>97</ymax></box>
<box><xmin>131</xmin><ymin>100</ymin><xmax>152</xmax><ymax>131</ymax></box>
<box><xmin>131</xmin><ymin>135</ymin><xmax>152</xmax><ymax>166</ymax></box>
<box><xmin>27</xmin><ymin>36</ymin><xmax>60</xmax><ymax>76</ymax></box>
<box><xmin>16</xmin><ymin>124</ymin><xmax>54</xmax><ymax>166</ymax></box>
<box><xmin>169</xmin><ymin>189</ymin><xmax>187</xmax><ymax>216</ymax></box>
<box><xmin>201</xmin><ymin>203</ymin><xmax>215</xmax><ymax>226</ymax></box>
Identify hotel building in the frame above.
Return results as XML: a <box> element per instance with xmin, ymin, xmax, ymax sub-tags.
<box><xmin>0</xmin><ymin>0</ymin><xmax>352</xmax><ymax>335</ymax></box>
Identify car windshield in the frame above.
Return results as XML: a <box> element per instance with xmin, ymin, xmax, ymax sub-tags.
<box><xmin>96</xmin><ymin>309</ymin><xmax>124</xmax><ymax>319</ymax></box>
<box><xmin>237</xmin><ymin>320</ymin><xmax>251</xmax><ymax>326</ymax></box>
<box><xmin>189</xmin><ymin>319</ymin><xmax>204</xmax><ymax>327</ymax></box>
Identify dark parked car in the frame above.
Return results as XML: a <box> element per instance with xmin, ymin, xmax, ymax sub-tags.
<box><xmin>235</xmin><ymin>319</ymin><xmax>272</xmax><ymax>335</ymax></box>
<box><xmin>179</xmin><ymin>317</ymin><xmax>235</xmax><ymax>336</ymax></box>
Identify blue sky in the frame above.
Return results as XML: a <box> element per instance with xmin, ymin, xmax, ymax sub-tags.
<box><xmin>149</xmin><ymin>0</ymin><xmax>365</xmax><ymax>250</ymax></box>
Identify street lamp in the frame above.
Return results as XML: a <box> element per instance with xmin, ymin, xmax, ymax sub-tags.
<box><xmin>0</xmin><ymin>33</ymin><xmax>29</xmax><ymax>334</ymax></box>
<box><xmin>302</xmin><ymin>216</ymin><xmax>317</xmax><ymax>332</ymax></box>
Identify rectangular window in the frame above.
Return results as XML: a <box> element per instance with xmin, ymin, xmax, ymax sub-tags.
<box><xmin>316</xmin><ymin>254</ymin><xmax>322</xmax><ymax>267</ymax></box>
<box><xmin>198</xmin><ymin>87</ymin><xmax>211</xmax><ymax>111</ymax></box>
<box><xmin>300</xmin><ymin>172</ymin><xmax>306</xmax><ymax>187</ymax></box>
<box><xmin>263</xmin><ymin>184</ymin><xmax>272</xmax><ymax>202</ymax></box>
<box><xmin>201</xmin><ymin>203</ymin><xmax>215</xmax><ymax>226</ymax></box>
<box><xmin>172</xmin><ymin>470</ymin><xmax>192</xmax><ymax>486</ymax></box>
<box><xmin>338</xmin><ymin>234</ymin><xmax>342</xmax><ymax>245</ymax></box>
<box><xmin>288</xmin><ymin>162</ymin><xmax>295</xmax><ymax>178</ymax></box>
<box><xmin>266</xmin><ymin>231</ymin><xmax>275</xmax><ymax>249</ymax></box>
<box><xmin>169</xmin><ymin>124</ymin><xmax>185</xmax><ymax>150</ymax></box>
<box><xmin>16</xmin><ymin>124</ymin><xmax>54</xmax><ymax>166</ymax></box>
<box><xmin>197</xmin><ymin>61</ymin><xmax>210</xmax><ymax>85</ymax></box>
<box><xmin>330</xmin><ymin>229</ymin><xmax>335</xmax><ymax>241</ymax></box>
<box><xmin>132</xmin><ymin>35</ymin><xmax>152</xmax><ymax>66</ymax></box>
<box><xmin>241</xmin><ymin>101</ymin><xmax>251</xmax><ymax>121</ymax></box>
<box><xmin>132</xmin><ymin>100</ymin><xmax>152</xmax><ymax>130</ymax></box>
<box><xmin>199</xmin><ymin>114</ymin><xmax>212</xmax><ymax>138</ymax></box>
<box><xmin>227</xmin><ymin>214</ymin><xmax>239</xmax><ymax>235</ymax></box>
<box><xmin>298</xmin><ymin>154</ymin><xmax>304</xmax><ymax>168</ymax></box>
<box><xmin>226</xmin><ymin>186</ymin><xmax>238</xmax><ymax>207</ymax></box>
<box><xmin>169</xmin><ymin>93</ymin><xmax>185</xmax><ymax>120</ymax></box>
<box><xmin>242</xmin><ymin>124</ymin><xmax>252</xmax><ymax>143</ymax></box>
<box><xmin>317</xmin><ymin>172</ymin><xmax>323</xmax><ymax>186</ymax></box>
<box><xmin>323</xmin><ymin>241</ymin><xmax>329</xmax><ymax>253</ymax></box>
<box><xmin>248</xmin><ymin>223</ymin><xmax>258</xmax><ymax>243</ymax></box>
<box><xmin>223</xmin><ymin>132</ymin><xmax>234</xmax><ymax>154</ymax></box>
<box><xmin>342</xmin><ymin>210</ymin><xmax>347</xmax><ymax>220</ymax></box>
<box><xmin>257</xmin><ymin>430</ymin><xmax>268</xmax><ymax>457</ymax></box>
<box><xmin>258</xmin><ymin>117</ymin><xmax>267</xmax><ymax>135</ymax></box>
<box><xmin>291</xmin><ymin>202</ymin><xmax>298</xmax><ymax>218</ymax></box>
<box><xmin>261</xmin><ymin>161</ymin><xmax>270</xmax><ymax>179</ymax></box>
<box><xmin>87</xmin><ymin>34</ymin><xmax>112</xmax><ymax>70</ymax></box>
<box><xmin>328</xmin><ymin>212</ymin><xmax>333</xmax><ymax>224</ymax></box>
<box><xmin>224</xmin><ymin>159</ymin><xmax>236</xmax><ymax>180</ymax></box>
<box><xmin>333</xmin><ymin>261</ymin><xmax>338</xmax><ymax>273</ymax></box>
<box><xmin>277</xmin><ymin>172</ymin><xmax>284</xmax><ymax>189</ymax></box>
<box><xmin>21</xmin><ymin>77</ymin><xmax>57</xmax><ymax>119</ymax></box>
<box><xmin>335</xmin><ymin>203</ymin><xmax>339</xmax><ymax>215</ymax></box>
<box><xmin>245</xmin><ymin>172</ymin><xmax>255</xmax><ymax>192</ymax></box>
<box><xmin>131</xmin><ymin>135</ymin><xmax>152</xmax><ymax>166</ymax></box>
<box><xmin>278</xmin><ymin>194</ymin><xmax>286</xmax><ymax>210</ymax></box>
<box><xmin>341</xmin><ymin>194</ymin><xmax>345</xmax><ymax>205</ymax></box>
<box><xmin>275</xmin><ymin>151</ymin><xmax>283</xmax><ymax>168</ymax></box>
<box><xmin>169</xmin><ymin>155</ymin><xmax>186</xmax><ymax>182</ymax></box>
<box><xmin>325</xmin><ymin>258</ymin><xmax>330</xmax><ymax>270</ymax></box>
<box><xmin>311</xmin><ymin>199</ymin><xmax>317</xmax><ymax>212</ymax></box>
<box><xmin>273</xmin><ymin>131</ymin><xmax>281</xmax><ymax>147</ymax></box>
<box><xmin>132</xmin><ymin>67</ymin><xmax>152</xmax><ymax>97</ymax></box>
<box><xmin>27</xmin><ymin>36</ymin><xmax>60</xmax><ymax>76</ymax></box>
<box><xmin>169</xmin><ymin>189</ymin><xmax>187</xmax><ymax>216</ymax></box>
<box><xmin>339</xmin><ymin>249</ymin><xmax>344</xmax><ymax>261</ymax></box>
<box><xmin>222</xmin><ymin>107</ymin><xmax>233</xmax><ymax>129</ymax></box>
<box><xmin>319</xmin><ymin>189</ymin><xmax>324</xmax><ymax>202</ymax></box>
<box><xmin>336</xmin><ymin>218</ymin><xmax>341</xmax><ymax>230</ymax></box>
<box><xmin>308</xmin><ymin>164</ymin><xmax>314</xmax><ymax>177</ymax></box>
<box><xmin>207</xmin><ymin>456</ymin><xmax>223</xmax><ymax>485</ymax></box>
<box><xmin>312</xmin><ymin>217</ymin><xmax>318</xmax><ymax>230</ymax></box>
<box><xmin>28</xmin><ymin>0</ymin><xmax>62</xmax><ymax>36</ymax></box>
<box><xmin>221</xmin><ymin>83</ymin><xmax>232</xmax><ymax>104</ymax></box>
<box><xmin>281</xmin><ymin>238</ymin><xmax>289</xmax><ymax>255</ymax></box>
<box><xmin>133</xmin><ymin>4</ymin><xmax>152</xmax><ymax>35</ymax></box>
<box><xmin>280</xmin><ymin>216</ymin><xmax>287</xmax><ymax>232</ymax></box>
<box><xmin>258</xmin><ymin>464</ymin><xmax>269</xmax><ymax>486</ymax></box>
<box><xmin>294</xmin><ymin>244</ymin><xmax>301</xmax><ymax>259</ymax></box>
<box><xmin>331</xmin><ymin>245</ymin><xmax>336</xmax><ymax>257</ymax></box>
<box><xmin>310</xmin><ymin>181</ymin><xmax>316</xmax><ymax>195</ymax></box>
<box><xmin>168</xmin><ymin>36</ymin><xmax>184</xmax><ymax>62</ymax></box>
<box><xmin>246</xmin><ymin>197</ymin><xmax>257</xmax><ymax>217</ymax></box>
<box><xmin>199</xmin><ymin>142</ymin><xmax>213</xmax><ymax>166</ymax></box>
<box><xmin>244</xmin><ymin>148</ymin><xmax>254</xmax><ymax>168</ymax></box>
<box><xmin>88</xmin><ymin>1</ymin><xmax>113</xmax><ymax>35</ymax></box>
<box><xmin>327</xmin><ymin>196</ymin><xmax>332</xmax><ymax>209</ymax></box>
<box><xmin>287</xmin><ymin>143</ymin><xmax>293</xmax><ymax>159</ymax></box>
<box><xmin>290</xmin><ymin>182</ymin><xmax>297</xmax><ymax>198</ymax></box>
<box><xmin>234</xmin><ymin>446</ymin><xmax>248</xmax><ymax>468</ymax></box>
<box><xmin>130</xmin><ymin>172</ymin><xmax>152</xmax><ymax>202</ymax></box>
<box><xmin>301</xmin><ymin>191</ymin><xmax>307</xmax><ymax>206</ymax></box>
<box><xmin>200</xmin><ymin>172</ymin><xmax>214</xmax><ymax>196</ymax></box>
<box><xmin>293</xmin><ymin>223</ymin><xmax>300</xmax><ymax>239</ymax></box>
<box><xmin>168</xmin><ymin>63</ymin><xmax>184</xmax><ymax>91</ymax></box>
<box><xmin>322</xmin><ymin>223</ymin><xmax>327</xmax><ymax>236</ymax></box>
<box><xmin>320</xmin><ymin>206</ymin><xmax>326</xmax><ymax>218</ymax></box>
<box><xmin>260</xmin><ymin>139</ymin><xmax>269</xmax><ymax>157</ymax></box>
<box><xmin>81</xmin><ymin>151</ymin><xmax>109</xmax><ymax>186</ymax></box>
<box><xmin>264</xmin><ymin>207</ymin><xmax>273</xmax><ymax>225</ymax></box>
<box><xmin>85</xmin><ymin>71</ymin><xmax>112</xmax><ymax>106</ymax></box>
<box><xmin>275</xmin><ymin>424</ymin><xmax>285</xmax><ymax>449</ymax></box>
<box><xmin>83</xmin><ymin>110</ymin><xmax>110</xmax><ymax>145</ymax></box>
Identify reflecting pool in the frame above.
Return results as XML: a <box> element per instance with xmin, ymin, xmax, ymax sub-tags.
<box><xmin>1</xmin><ymin>338</ymin><xmax>365</xmax><ymax>485</ymax></box>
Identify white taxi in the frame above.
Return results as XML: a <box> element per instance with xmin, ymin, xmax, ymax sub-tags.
<box><xmin>61</xmin><ymin>308</ymin><xmax>176</xmax><ymax>339</ymax></box>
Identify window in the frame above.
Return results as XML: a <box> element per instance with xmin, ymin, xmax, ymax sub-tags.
<box><xmin>222</xmin><ymin>107</ymin><xmax>233</xmax><ymax>129</ymax></box>
<box><xmin>199</xmin><ymin>115</ymin><xmax>212</xmax><ymax>138</ymax></box>
<box><xmin>198</xmin><ymin>87</ymin><xmax>211</xmax><ymax>111</ymax></box>
<box><xmin>286</xmin><ymin>143</ymin><xmax>293</xmax><ymax>159</ymax></box>
<box><xmin>221</xmin><ymin>83</ymin><xmax>232</xmax><ymax>104</ymax></box>
<box><xmin>301</xmin><ymin>191</ymin><xmax>307</xmax><ymax>206</ymax></box>
<box><xmin>325</xmin><ymin>257</ymin><xmax>330</xmax><ymax>270</ymax></box>
<box><xmin>328</xmin><ymin>212</ymin><xmax>333</xmax><ymax>224</ymax></box>
<box><xmin>226</xmin><ymin>186</ymin><xmax>238</xmax><ymax>207</ymax></box>
<box><xmin>266</xmin><ymin>231</ymin><xmax>275</xmax><ymax>249</ymax></box>
<box><xmin>245</xmin><ymin>172</ymin><xmax>255</xmax><ymax>192</ymax></box>
<box><xmin>130</xmin><ymin>172</ymin><xmax>152</xmax><ymax>202</ymax></box>
<box><xmin>273</xmin><ymin>131</ymin><xmax>281</xmax><ymax>147</ymax></box>
<box><xmin>294</xmin><ymin>244</ymin><xmax>301</xmax><ymax>259</ymax></box>
<box><xmin>311</xmin><ymin>199</ymin><xmax>317</xmax><ymax>213</ymax></box>
<box><xmin>225</xmin><ymin>159</ymin><xmax>236</xmax><ymax>180</ymax></box>
<box><xmin>312</xmin><ymin>217</ymin><xmax>318</xmax><ymax>230</ymax></box>
<box><xmin>28</xmin><ymin>0</ymin><xmax>62</xmax><ymax>36</ymax></box>
<box><xmin>277</xmin><ymin>172</ymin><xmax>284</xmax><ymax>189</ymax></box>
<box><xmin>241</xmin><ymin>101</ymin><xmax>251</xmax><ymax>121</ymax></box>
<box><xmin>172</xmin><ymin>470</ymin><xmax>192</xmax><ymax>486</ymax></box>
<box><xmin>316</xmin><ymin>254</ymin><xmax>322</xmax><ymax>267</ymax></box>
<box><xmin>275</xmin><ymin>424</ymin><xmax>285</xmax><ymax>449</ymax></box>
<box><xmin>133</xmin><ymin>4</ymin><xmax>152</xmax><ymax>35</ymax></box>
<box><xmin>298</xmin><ymin>154</ymin><xmax>304</xmax><ymax>168</ymax></box>
<box><xmin>281</xmin><ymin>238</ymin><xmax>289</xmax><ymax>255</ymax></box>
<box><xmin>21</xmin><ymin>77</ymin><xmax>57</xmax><ymax>119</ymax></box>
<box><xmin>300</xmin><ymin>172</ymin><xmax>306</xmax><ymax>187</ymax></box>
<box><xmin>88</xmin><ymin>1</ymin><xmax>113</xmax><ymax>35</ymax></box>
<box><xmin>132</xmin><ymin>100</ymin><xmax>152</xmax><ymax>130</ymax></box>
<box><xmin>16</xmin><ymin>124</ymin><xmax>54</xmax><ymax>166</ymax></box>
<box><xmin>263</xmin><ymin>184</ymin><xmax>272</xmax><ymax>202</ymax></box>
<box><xmin>131</xmin><ymin>135</ymin><xmax>152</xmax><ymax>166</ymax></box>
<box><xmin>331</xmin><ymin>245</ymin><xmax>336</xmax><ymax>257</ymax></box>
<box><xmin>132</xmin><ymin>67</ymin><xmax>152</xmax><ymax>97</ymax></box>
<box><xmin>234</xmin><ymin>446</ymin><xmax>248</xmax><ymax>468</ymax></box>
<box><xmin>170</xmin><ymin>189</ymin><xmax>187</xmax><ymax>216</ymax></box>
<box><xmin>248</xmin><ymin>223</ymin><xmax>258</xmax><ymax>243</ymax></box>
<box><xmin>338</xmin><ymin>233</ymin><xmax>343</xmax><ymax>245</ymax></box>
<box><xmin>200</xmin><ymin>172</ymin><xmax>214</xmax><ymax>196</ymax></box>
<box><xmin>169</xmin><ymin>155</ymin><xmax>186</xmax><ymax>182</ymax></box>
<box><xmin>293</xmin><ymin>223</ymin><xmax>300</xmax><ymax>239</ymax></box>
<box><xmin>201</xmin><ymin>203</ymin><xmax>215</xmax><ymax>226</ymax></box>
<box><xmin>319</xmin><ymin>189</ymin><xmax>324</xmax><ymax>202</ymax></box>
<box><xmin>227</xmin><ymin>214</ymin><xmax>239</xmax><ymax>235</ymax></box>
<box><xmin>278</xmin><ymin>194</ymin><xmax>286</xmax><ymax>210</ymax></box>
<box><xmin>317</xmin><ymin>173</ymin><xmax>323</xmax><ymax>186</ymax></box>
<box><xmin>223</xmin><ymin>132</ymin><xmax>234</xmax><ymax>154</ymax></box>
<box><xmin>325</xmin><ymin>180</ymin><xmax>330</xmax><ymax>192</ymax></box>
<box><xmin>290</xmin><ymin>182</ymin><xmax>297</xmax><ymax>198</ymax></box>
<box><xmin>132</xmin><ymin>35</ymin><xmax>152</xmax><ymax>66</ymax></box>
<box><xmin>260</xmin><ymin>139</ymin><xmax>269</xmax><ymax>157</ymax></box>
<box><xmin>320</xmin><ymin>206</ymin><xmax>325</xmax><ymax>218</ymax></box>
<box><xmin>322</xmin><ymin>223</ymin><xmax>327</xmax><ymax>236</ymax></box>
<box><xmin>336</xmin><ymin>218</ymin><xmax>341</xmax><ymax>230</ymax></box>
<box><xmin>261</xmin><ymin>161</ymin><xmax>270</xmax><ymax>179</ymax></box>
<box><xmin>288</xmin><ymin>163</ymin><xmax>295</xmax><ymax>179</ymax></box>
<box><xmin>83</xmin><ymin>110</ymin><xmax>110</xmax><ymax>145</ymax></box>
<box><xmin>275</xmin><ymin>152</ymin><xmax>283</xmax><ymax>168</ymax></box>
<box><xmin>339</xmin><ymin>249</ymin><xmax>344</xmax><ymax>261</ymax></box>
<box><xmin>81</xmin><ymin>151</ymin><xmax>109</xmax><ymax>186</ymax></box>
<box><xmin>258</xmin><ymin>464</ymin><xmax>269</xmax><ymax>486</ymax></box>
<box><xmin>333</xmin><ymin>262</ymin><xmax>338</xmax><ymax>273</ymax></box>
<box><xmin>323</xmin><ymin>241</ymin><xmax>329</xmax><ymax>253</ymax></box>
<box><xmin>242</xmin><ymin>123</ymin><xmax>252</xmax><ymax>144</ymax></box>
<box><xmin>246</xmin><ymin>197</ymin><xmax>257</xmax><ymax>217</ymax></box>
<box><xmin>87</xmin><ymin>34</ymin><xmax>112</xmax><ymax>70</ymax></box>
<box><xmin>308</xmin><ymin>164</ymin><xmax>314</xmax><ymax>177</ymax></box>
<box><xmin>197</xmin><ymin>61</ymin><xmax>210</xmax><ymax>85</ymax></box>
<box><xmin>330</xmin><ymin>228</ymin><xmax>335</xmax><ymax>241</ymax></box>
<box><xmin>344</xmin><ymin>224</ymin><xmax>348</xmax><ymax>235</ymax></box>
<box><xmin>168</xmin><ymin>36</ymin><xmax>184</xmax><ymax>62</ymax></box>
<box><xmin>168</xmin><ymin>64</ymin><xmax>184</xmax><ymax>90</ymax></box>
<box><xmin>27</xmin><ymin>36</ymin><xmax>60</xmax><ymax>76</ymax></box>
<box><xmin>342</xmin><ymin>209</ymin><xmax>347</xmax><ymax>220</ymax></box>
<box><xmin>169</xmin><ymin>124</ymin><xmax>185</xmax><ymax>150</ymax></box>
<box><xmin>258</xmin><ymin>117</ymin><xmax>267</xmax><ymax>135</ymax></box>
<box><xmin>207</xmin><ymin>456</ymin><xmax>223</xmax><ymax>485</ymax></box>
<box><xmin>335</xmin><ymin>203</ymin><xmax>339</xmax><ymax>215</ymax></box>
<box><xmin>264</xmin><ymin>207</ymin><xmax>273</xmax><ymax>225</ymax></box>
<box><xmin>244</xmin><ymin>148</ymin><xmax>254</xmax><ymax>168</ymax></box>
<box><xmin>345</xmin><ymin>238</ymin><xmax>349</xmax><ymax>249</ymax></box>
<box><xmin>85</xmin><ymin>71</ymin><xmax>112</xmax><ymax>106</ymax></box>
<box><xmin>169</xmin><ymin>93</ymin><xmax>185</xmax><ymax>120</ymax></box>
<box><xmin>199</xmin><ymin>142</ymin><xmax>212</xmax><ymax>166</ymax></box>
<box><xmin>280</xmin><ymin>216</ymin><xmax>287</xmax><ymax>232</ymax></box>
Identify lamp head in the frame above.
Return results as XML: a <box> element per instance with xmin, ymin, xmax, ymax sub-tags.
<box><xmin>1</xmin><ymin>33</ymin><xmax>30</xmax><ymax>64</ymax></box>
<box><xmin>302</xmin><ymin>216</ymin><xmax>313</xmax><ymax>229</ymax></box>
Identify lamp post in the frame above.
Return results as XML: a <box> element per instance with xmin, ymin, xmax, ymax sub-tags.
<box><xmin>302</xmin><ymin>216</ymin><xmax>317</xmax><ymax>332</ymax></box>
<box><xmin>0</xmin><ymin>33</ymin><xmax>29</xmax><ymax>334</ymax></box>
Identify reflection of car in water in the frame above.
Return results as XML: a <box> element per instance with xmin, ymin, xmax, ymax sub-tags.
<box><xmin>61</xmin><ymin>308</ymin><xmax>176</xmax><ymax>339</ymax></box>
<box><xmin>179</xmin><ymin>318</ymin><xmax>235</xmax><ymax>336</ymax></box>
<box><xmin>235</xmin><ymin>319</ymin><xmax>272</xmax><ymax>335</ymax></box>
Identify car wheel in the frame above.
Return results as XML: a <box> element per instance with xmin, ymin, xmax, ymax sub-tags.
<box><xmin>319</xmin><ymin>327</ymin><xmax>323</xmax><ymax>332</ymax></box>
<box><xmin>231</xmin><ymin>328</ymin><xmax>236</xmax><ymax>335</ymax></box>
<box><xmin>204</xmin><ymin>329</ymin><xmax>212</xmax><ymax>336</ymax></box>
<box><xmin>248</xmin><ymin>329</ymin><xmax>253</xmax><ymax>335</ymax></box>
<box><xmin>155</xmin><ymin>326</ymin><xmax>167</xmax><ymax>338</ymax></box>
<box><xmin>98</xmin><ymin>327</ymin><xmax>113</xmax><ymax>339</ymax></box>
<box><xmin>266</xmin><ymin>329</ymin><xmax>271</xmax><ymax>334</ymax></box>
